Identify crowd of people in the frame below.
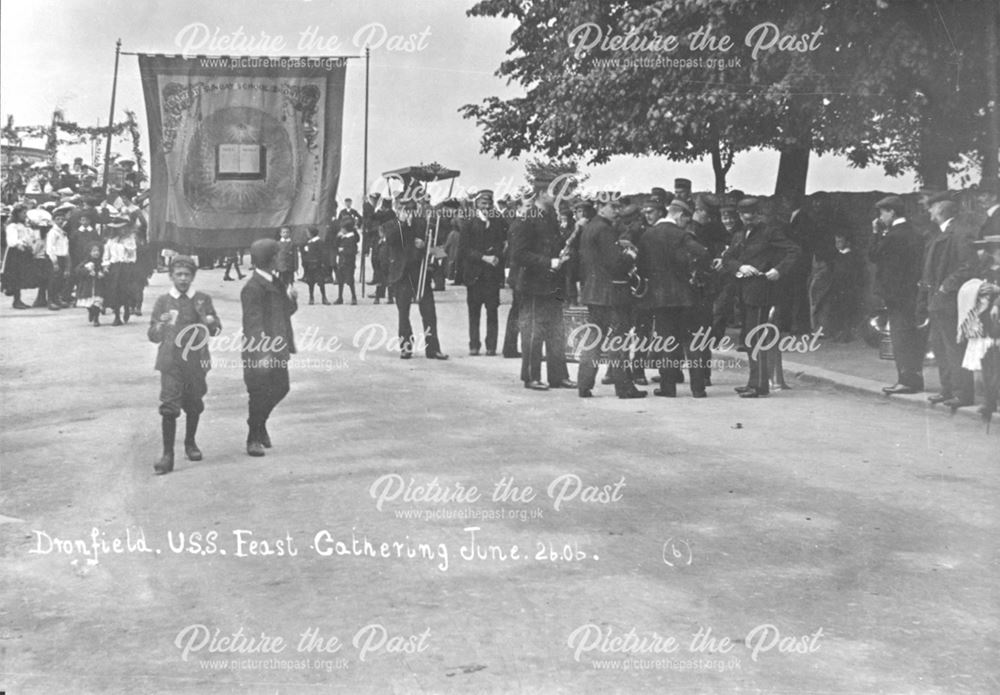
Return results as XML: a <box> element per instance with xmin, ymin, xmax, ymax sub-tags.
<box><xmin>355</xmin><ymin>175</ymin><xmax>1000</xmax><ymax>422</ymax></box>
<box><xmin>1</xmin><ymin>185</ymin><xmax>153</xmax><ymax>325</ymax></box>
<box><xmin>5</xmin><ymin>170</ymin><xmax>1000</xmax><ymax>477</ymax></box>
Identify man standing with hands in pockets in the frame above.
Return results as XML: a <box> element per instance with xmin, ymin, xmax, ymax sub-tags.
<box><xmin>242</xmin><ymin>238</ymin><xmax>298</xmax><ymax>457</ymax></box>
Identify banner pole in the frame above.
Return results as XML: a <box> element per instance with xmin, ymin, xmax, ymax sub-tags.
<box><xmin>102</xmin><ymin>38</ymin><xmax>122</xmax><ymax>193</ymax></box>
<box><xmin>361</xmin><ymin>46</ymin><xmax>371</xmax><ymax>294</ymax></box>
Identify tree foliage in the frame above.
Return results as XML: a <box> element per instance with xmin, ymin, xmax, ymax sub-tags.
<box><xmin>461</xmin><ymin>0</ymin><xmax>995</xmax><ymax>193</ymax></box>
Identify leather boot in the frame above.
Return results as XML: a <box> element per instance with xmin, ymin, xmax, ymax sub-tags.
<box><xmin>246</xmin><ymin>421</ymin><xmax>265</xmax><ymax>457</ymax></box>
<box><xmin>155</xmin><ymin>416</ymin><xmax>176</xmax><ymax>474</ymax></box>
<box><xmin>184</xmin><ymin>413</ymin><xmax>203</xmax><ymax>461</ymax></box>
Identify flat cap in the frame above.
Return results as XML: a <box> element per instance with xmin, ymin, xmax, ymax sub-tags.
<box><xmin>641</xmin><ymin>195</ymin><xmax>666</xmax><ymax>211</ymax></box>
<box><xmin>695</xmin><ymin>193</ymin><xmax>720</xmax><ymax>211</ymax></box>
<box><xmin>669</xmin><ymin>199</ymin><xmax>693</xmax><ymax>215</ymax></box>
<box><xmin>169</xmin><ymin>255</ymin><xmax>197</xmax><ymax>273</ymax></box>
<box><xmin>874</xmin><ymin>195</ymin><xmax>905</xmax><ymax>214</ymax></box>
<box><xmin>737</xmin><ymin>197</ymin><xmax>761</xmax><ymax>212</ymax></box>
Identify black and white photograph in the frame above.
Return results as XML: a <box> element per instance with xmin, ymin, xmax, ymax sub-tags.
<box><xmin>1</xmin><ymin>0</ymin><xmax>998</xmax><ymax>692</ymax></box>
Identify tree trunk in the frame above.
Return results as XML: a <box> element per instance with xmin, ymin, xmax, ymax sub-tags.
<box><xmin>710</xmin><ymin>139</ymin><xmax>731</xmax><ymax>194</ymax></box>
<box><xmin>774</xmin><ymin>145</ymin><xmax>810</xmax><ymax>201</ymax></box>
<box><xmin>916</xmin><ymin>124</ymin><xmax>950</xmax><ymax>190</ymax></box>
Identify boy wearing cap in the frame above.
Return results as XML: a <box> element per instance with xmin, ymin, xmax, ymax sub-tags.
<box><xmin>870</xmin><ymin>195</ymin><xmax>926</xmax><ymax>394</ymax></box>
<box><xmin>242</xmin><ymin>238</ymin><xmax>298</xmax><ymax>455</ymax></box>
<box><xmin>148</xmin><ymin>255</ymin><xmax>222</xmax><ymax>475</ymax></box>
<box><xmin>45</xmin><ymin>209</ymin><xmax>72</xmax><ymax>309</ymax></box>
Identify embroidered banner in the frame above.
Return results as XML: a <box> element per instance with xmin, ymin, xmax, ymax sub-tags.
<box><xmin>138</xmin><ymin>55</ymin><xmax>347</xmax><ymax>248</ymax></box>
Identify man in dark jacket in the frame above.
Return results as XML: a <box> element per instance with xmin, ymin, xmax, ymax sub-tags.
<box><xmin>383</xmin><ymin>200</ymin><xmax>449</xmax><ymax>360</ymax></box>
<box><xmin>576</xmin><ymin>199</ymin><xmax>645</xmax><ymax>399</ymax></box>
<box><xmin>639</xmin><ymin>198</ymin><xmax>710</xmax><ymax>397</ymax></box>
<box><xmin>977</xmin><ymin>182</ymin><xmax>999</xmax><ymax>241</ymax></box>
<box><xmin>870</xmin><ymin>195</ymin><xmax>926</xmax><ymax>394</ymax></box>
<box><xmin>918</xmin><ymin>194</ymin><xmax>978</xmax><ymax>408</ymax></box>
<box><xmin>242</xmin><ymin>238</ymin><xmax>297</xmax><ymax>456</ymax></box>
<box><xmin>461</xmin><ymin>190</ymin><xmax>507</xmax><ymax>355</ymax></box>
<box><xmin>722</xmin><ymin>198</ymin><xmax>801</xmax><ymax>398</ymax></box>
<box><xmin>510</xmin><ymin>191</ymin><xmax>575</xmax><ymax>390</ymax></box>
<box><xmin>711</xmin><ymin>197</ymin><xmax>744</xmax><ymax>342</ymax></box>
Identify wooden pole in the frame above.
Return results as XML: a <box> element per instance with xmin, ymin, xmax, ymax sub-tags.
<box><xmin>102</xmin><ymin>39</ymin><xmax>122</xmax><ymax>193</ymax></box>
<box><xmin>361</xmin><ymin>47</ymin><xmax>371</xmax><ymax>293</ymax></box>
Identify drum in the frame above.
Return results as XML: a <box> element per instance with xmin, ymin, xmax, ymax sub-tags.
<box><xmin>563</xmin><ymin>304</ymin><xmax>590</xmax><ymax>363</ymax></box>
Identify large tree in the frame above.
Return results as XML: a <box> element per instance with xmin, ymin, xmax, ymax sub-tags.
<box><xmin>462</xmin><ymin>0</ymin><xmax>996</xmax><ymax>197</ymax></box>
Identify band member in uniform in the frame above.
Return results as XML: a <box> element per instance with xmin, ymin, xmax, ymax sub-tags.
<box><xmin>242</xmin><ymin>239</ymin><xmax>297</xmax><ymax>456</ymax></box>
<box><xmin>460</xmin><ymin>190</ymin><xmax>507</xmax><ymax>355</ymax></box>
<box><xmin>384</xmin><ymin>199</ymin><xmax>449</xmax><ymax>360</ymax></box>
<box><xmin>510</xmin><ymin>189</ymin><xmax>575</xmax><ymax>390</ymax></box>
<box><xmin>870</xmin><ymin>195</ymin><xmax>926</xmax><ymax>394</ymax></box>
<box><xmin>691</xmin><ymin>193</ymin><xmax>728</xmax><ymax>386</ymax></box>
<box><xmin>639</xmin><ymin>198</ymin><xmax>710</xmax><ymax>397</ymax></box>
<box><xmin>577</xmin><ymin>198</ymin><xmax>645</xmax><ymax>399</ymax></box>
<box><xmin>148</xmin><ymin>255</ymin><xmax>222</xmax><ymax>475</ymax></box>
<box><xmin>711</xmin><ymin>197</ymin><xmax>744</xmax><ymax>342</ymax></box>
<box><xmin>722</xmin><ymin>198</ymin><xmax>801</xmax><ymax>398</ymax></box>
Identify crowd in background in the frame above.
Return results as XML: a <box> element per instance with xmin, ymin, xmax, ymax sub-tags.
<box><xmin>4</xmin><ymin>166</ymin><xmax>999</xmax><ymax>421</ymax></box>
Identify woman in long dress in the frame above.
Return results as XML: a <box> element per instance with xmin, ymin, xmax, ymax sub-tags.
<box><xmin>2</xmin><ymin>204</ymin><xmax>47</xmax><ymax>309</ymax></box>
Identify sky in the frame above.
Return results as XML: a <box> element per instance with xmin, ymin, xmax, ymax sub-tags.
<box><xmin>0</xmin><ymin>0</ymin><xmax>922</xmax><ymax>199</ymax></box>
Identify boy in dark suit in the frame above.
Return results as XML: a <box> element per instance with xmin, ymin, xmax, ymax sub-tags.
<box><xmin>148</xmin><ymin>255</ymin><xmax>222</xmax><ymax>475</ymax></box>
<box><xmin>242</xmin><ymin>238</ymin><xmax>298</xmax><ymax>456</ymax></box>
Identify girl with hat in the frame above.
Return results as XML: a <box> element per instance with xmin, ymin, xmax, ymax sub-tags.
<box><xmin>102</xmin><ymin>217</ymin><xmax>140</xmax><ymax>325</ymax></box>
<box><xmin>74</xmin><ymin>244</ymin><xmax>106</xmax><ymax>326</ymax></box>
